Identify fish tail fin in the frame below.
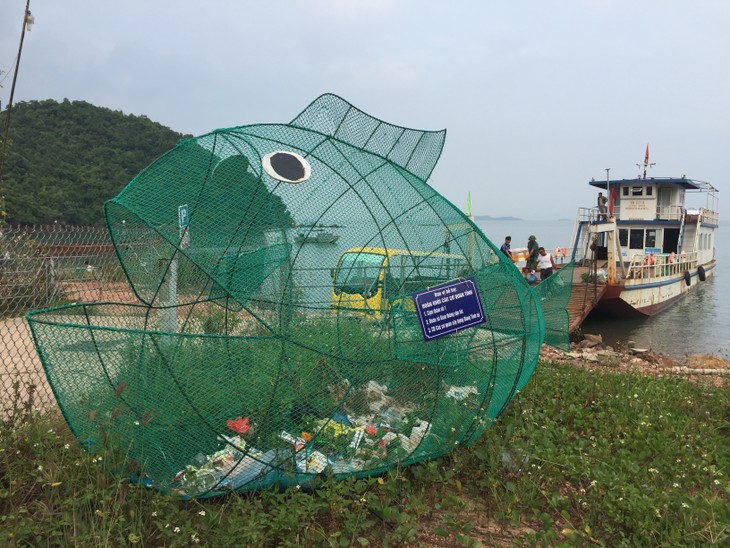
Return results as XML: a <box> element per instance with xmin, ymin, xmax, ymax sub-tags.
<box><xmin>291</xmin><ymin>93</ymin><xmax>446</xmax><ymax>181</ymax></box>
<box><xmin>534</xmin><ymin>262</ymin><xmax>575</xmax><ymax>351</ymax></box>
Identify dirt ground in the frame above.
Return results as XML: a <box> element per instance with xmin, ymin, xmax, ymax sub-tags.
<box><xmin>1</xmin><ymin>281</ymin><xmax>140</xmax><ymax>412</ymax></box>
<box><xmin>0</xmin><ymin>316</ymin><xmax>50</xmax><ymax>410</ymax></box>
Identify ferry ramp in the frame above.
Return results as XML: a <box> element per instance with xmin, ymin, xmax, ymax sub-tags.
<box><xmin>566</xmin><ymin>265</ymin><xmax>607</xmax><ymax>333</ymax></box>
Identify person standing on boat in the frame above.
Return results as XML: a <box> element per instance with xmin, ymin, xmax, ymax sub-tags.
<box><xmin>525</xmin><ymin>235</ymin><xmax>539</xmax><ymax>276</ymax></box>
<box><xmin>597</xmin><ymin>192</ymin><xmax>608</xmax><ymax>221</ymax></box>
<box><xmin>500</xmin><ymin>236</ymin><xmax>513</xmax><ymax>260</ymax></box>
<box><xmin>536</xmin><ymin>247</ymin><xmax>557</xmax><ymax>281</ymax></box>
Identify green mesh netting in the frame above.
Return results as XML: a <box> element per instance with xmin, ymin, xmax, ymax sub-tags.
<box><xmin>26</xmin><ymin>94</ymin><xmax>572</xmax><ymax>498</ymax></box>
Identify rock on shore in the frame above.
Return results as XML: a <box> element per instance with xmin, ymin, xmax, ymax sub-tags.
<box><xmin>540</xmin><ymin>333</ymin><xmax>730</xmax><ymax>387</ymax></box>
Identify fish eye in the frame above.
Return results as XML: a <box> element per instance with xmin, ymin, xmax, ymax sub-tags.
<box><xmin>262</xmin><ymin>151</ymin><xmax>311</xmax><ymax>183</ymax></box>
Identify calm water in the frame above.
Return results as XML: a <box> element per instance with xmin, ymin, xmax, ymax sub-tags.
<box><xmin>476</xmin><ymin>219</ymin><xmax>730</xmax><ymax>360</ymax></box>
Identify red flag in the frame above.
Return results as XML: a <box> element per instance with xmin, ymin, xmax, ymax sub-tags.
<box><xmin>644</xmin><ymin>144</ymin><xmax>650</xmax><ymax>166</ymax></box>
<box><xmin>609</xmin><ymin>187</ymin><xmax>617</xmax><ymax>216</ymax></box>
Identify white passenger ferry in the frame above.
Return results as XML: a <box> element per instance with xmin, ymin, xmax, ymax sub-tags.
<box><xmin>569</xmin><ymin>150</ymin><xmax>719</xmax><ymax>316</ymax></box>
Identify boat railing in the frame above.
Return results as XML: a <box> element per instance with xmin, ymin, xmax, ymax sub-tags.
<box><xmin>656</xmin><ymin>205</ymin><xmax>684</xmax><ymax>221</ymax></box>
<box><xmin>699</xmin><ymin>207</ymin><xmax>720</xmax><ymax>226</ymax></box>
<box><xmin>568</xmin><ymin>208</ymin><xmax>594</xmax><ymax>263</ymax></box>
<box><xmin>589</xmin><ymin>206</ymin><xmax>611</xmax><ymax>223</ymax></box>
<box><xmin>570</xmin><ymin>207</ymin><xmax>611</xmax><ymax>263</ymax></box>
<box><xmin>577</xmin><ymin>207</ymin><xmax>595</xmax><ymax>223</ymax></box>
<box><xmin>625</xmin><ymin>251</ymin><xmax>697</xmax><ymax>281</ymax></box>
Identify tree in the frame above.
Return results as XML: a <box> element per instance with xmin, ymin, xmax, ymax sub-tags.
<box><xmin>0</xmin><ymin>99</ymin><xmax>190</xmax><ymax>225</ymax></box>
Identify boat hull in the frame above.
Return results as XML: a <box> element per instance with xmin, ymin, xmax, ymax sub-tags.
<box><xmin>294</xmin><ymin>233</ymin><xmax>339</xmax><ymax>244</ymax></box>
<box><xmin>594</xmin><ymin>261</ymin><xmax>715</xmax><ymax>317</ymax></box>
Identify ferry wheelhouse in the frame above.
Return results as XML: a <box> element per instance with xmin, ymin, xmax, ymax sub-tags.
<box><xmin>569</xmin><ymin>163</ymin><xmax>719</xmax><ymax>316</ymax></box>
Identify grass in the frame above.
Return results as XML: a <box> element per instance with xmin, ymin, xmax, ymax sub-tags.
<box><xmin>1</xmin><ymin>360</ymin><xmax>728</xmax><ymax>546</ymax></box>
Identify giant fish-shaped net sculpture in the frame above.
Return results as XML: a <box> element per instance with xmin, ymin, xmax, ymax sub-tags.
<box><xmin>27</xmin><ymin>94</ymin><xmax>573</xmax><ymax>497</ymax></box>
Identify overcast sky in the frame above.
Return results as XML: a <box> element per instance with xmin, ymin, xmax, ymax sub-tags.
<box><xmin>2</xmin><ymin>0</ymin><xmax>728</xmax><ymax>221</ymax></box>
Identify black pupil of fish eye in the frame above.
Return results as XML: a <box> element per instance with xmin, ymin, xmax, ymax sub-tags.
<box><xmin>270</xmin><ymin>152</ymin><xmax>305</xmax><ymax>181</ymax></box>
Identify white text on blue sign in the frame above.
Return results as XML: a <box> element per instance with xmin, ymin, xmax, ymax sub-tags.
<box><xmin>413</xmin><ymin>278</ymin><xmax>486</xmax><ymax>341</ymax></box>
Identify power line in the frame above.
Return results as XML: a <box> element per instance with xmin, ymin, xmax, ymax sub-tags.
<box><xmin>0</xmin><ymin>0</ymin><xmax>33</xmax><ymax>226</ymax></box>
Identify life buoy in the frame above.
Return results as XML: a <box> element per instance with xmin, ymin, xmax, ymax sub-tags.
<box><xmin>683</xmin><ymin>270</ymin><xmax>691</xmax><ymax>286</ymax></box>
<box><xmin>697</xmin><ymin>265</ymin><xmax>706</xmax><ymax>282</ymax></box>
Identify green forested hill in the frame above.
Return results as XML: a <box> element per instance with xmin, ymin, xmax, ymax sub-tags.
<box><xmin>0</xmin><ymin>99</ymin><xmax>190</xmax><ymax>226</ymax></box>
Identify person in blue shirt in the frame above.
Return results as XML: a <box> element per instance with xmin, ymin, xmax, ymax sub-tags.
<box><xmin>500</xmin><ymin>236</ymin><xmax>512</xmax><ymax>260</ymax></box>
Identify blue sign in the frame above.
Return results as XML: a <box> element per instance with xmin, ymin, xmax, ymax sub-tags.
<box><xmin>178</xmin><ymin>204</ymin><xmax>189</xmax><ymax>228</ymax></box>
<box><xmin>412</xmin><ymin>278</ymin><xmax>486</xmax><ymax>341</ymax></box>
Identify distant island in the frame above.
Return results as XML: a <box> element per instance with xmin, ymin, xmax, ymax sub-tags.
<box><xmin>473</xmin><ymin>215</ymin><xmax>523</xmax><ymax>221</ymax></box>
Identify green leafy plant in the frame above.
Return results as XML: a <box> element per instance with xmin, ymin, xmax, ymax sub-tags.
<box><xmin>2</xmin><ymin>360</ymin><xmax>727</xmax><ymax>545</ymax></box>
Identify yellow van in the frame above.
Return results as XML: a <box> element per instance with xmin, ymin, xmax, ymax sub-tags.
<box><xmin>330</xmin><ymin>247</ymin><xmax>469</xmax><ymax>319</ymax></box>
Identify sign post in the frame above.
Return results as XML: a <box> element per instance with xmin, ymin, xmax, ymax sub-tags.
<box><xmin>159</xmin><ymin>204</ymin><xmax>188</xmax><ymax>334</ymax></box>
<box><xmin>178</xmin><ymin>204</ymin><xmax>190</xmax><ymax>249</ymax></box>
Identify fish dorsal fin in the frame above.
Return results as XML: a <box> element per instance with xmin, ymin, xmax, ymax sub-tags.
<box><xmin>291</xmin><ymin>93</ymin><xmax>446</xmax><ymax>181</ymax></box>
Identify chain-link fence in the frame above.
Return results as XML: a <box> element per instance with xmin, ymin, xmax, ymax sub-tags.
<box><xmin>1</xmin><ymin>225</ymin><xmax>134</xmax><ymax>418</ymax></box>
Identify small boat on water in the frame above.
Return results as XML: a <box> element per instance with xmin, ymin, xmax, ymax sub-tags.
<box><xmin>294</xmin><ymin>229</ymin><xmax>340</xmax><ymax>244</ymax></box>
<box><xmin>569</xmin><ymin>148</ymin><xmax>719</xmax><ymax>316</ymax></box>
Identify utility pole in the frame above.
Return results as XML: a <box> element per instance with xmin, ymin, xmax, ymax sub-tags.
<box><xmin>0</xmin><ymin>0</ymin><xmax>33</xmax><ymax>226</ymax></box>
